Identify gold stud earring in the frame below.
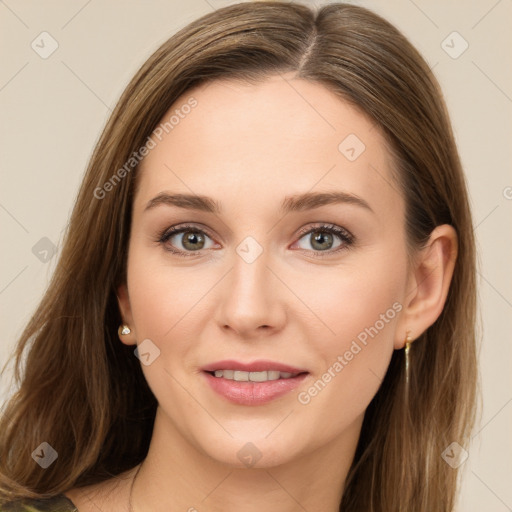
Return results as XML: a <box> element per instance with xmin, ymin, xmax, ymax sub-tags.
<box><xmin>118</xmin><ymin>324</ymin><xmax>131</xmax><ymax>336</ymax></box>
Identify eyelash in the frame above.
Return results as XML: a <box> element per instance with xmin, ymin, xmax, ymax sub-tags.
<box><xmin>157</xmin><ymin>223</ymin><xmax>355</xmax><ymax>258</ymax></box>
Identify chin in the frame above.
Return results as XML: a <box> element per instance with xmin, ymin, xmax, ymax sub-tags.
<box><xmin>210</xmin><ymin>432</ymin><xmax>308</xmax><ymax>470</ymax></box>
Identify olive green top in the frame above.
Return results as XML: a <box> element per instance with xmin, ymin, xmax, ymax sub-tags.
<box><xmin>0</xmin><ymin>495</ymin><xmax>77</xmax><ymax>511</ymax></box>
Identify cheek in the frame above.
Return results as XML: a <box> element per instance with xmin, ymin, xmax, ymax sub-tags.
<box><xmin>292</xmin><ymin>249</ymin><xmax>405</xmax><ymax>426</ymax></box>
<box><xmin>124</xmin><ymin>256</ymin><xmax>199</xmax><ymax>396</ymax></box>
<box><xmin>292</xmin><ymin>246</ymin><xmax>405</xmax><ymax>349</ymax></box>
<box><xmin>126</xmin><ymin>243</ymin><xmax>209</xmax><ymax>338</ymax></box>
<box><xmin>125</xmin><ymin>251</ymin><xmax>208</xmax><ymax>412</ymax></box>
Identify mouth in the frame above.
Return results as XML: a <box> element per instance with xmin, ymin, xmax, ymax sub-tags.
<box><xmin>205</xmin><ymin>369</ymin><xmax>307</xmax><ymax>382</ymax></box>
<box><xmin>201</xmin><ymin>360</ymin><xmax>310</xmax><ymax>406</ymax></box>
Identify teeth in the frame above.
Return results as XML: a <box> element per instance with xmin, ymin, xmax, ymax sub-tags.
<box><xmin>234</xmin><ymin>370</ymin><xmax>249</xmax><ymax>381</ymax></box>
<box><xmin>221</xmin><ymin>370</ymin><xmax>234</xmax><ymax>379</ymax></box>
<box><xmin>211</xmin><ymin>370</ymin><xmax>298</xmax><ymax>381</ymax></box>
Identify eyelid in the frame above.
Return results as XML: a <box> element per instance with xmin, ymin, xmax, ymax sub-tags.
<box><xmin>159</xmin><ymin>223</ymin><xmax>216</xmax><ymax>241</ymax></box>
<box><xmin>294</xmin><ymin>223</ymin><xmax>354</xmax><ymax>242</ymax></box>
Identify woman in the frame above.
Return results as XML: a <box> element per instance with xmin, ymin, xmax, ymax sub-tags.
<box><xmin>0</xmin><ymin>2</ymin><xmax>477</xmax><ymax>511</ymax></box>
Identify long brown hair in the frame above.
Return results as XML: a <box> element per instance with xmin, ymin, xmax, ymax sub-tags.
<box><xmin>0</xmin><ymin>2</ymin><xmax>478</xmax><ymax>510</ymax></box>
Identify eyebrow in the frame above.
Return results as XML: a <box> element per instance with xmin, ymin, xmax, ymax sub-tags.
<box><xmin>144</xmin><ymin>191</ymin><xmax>374</xmax><ymax>215</ymax></box>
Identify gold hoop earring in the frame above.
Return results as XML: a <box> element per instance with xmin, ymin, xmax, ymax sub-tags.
<box><xmin>405</xmin><ymin>330</ymin><xmax>413</xmax><ymax>385</ymax></box>
<box><xmin>118</xmin><ymin>324</ymin><xmax>131</xmax><ymax>336</ymax></box>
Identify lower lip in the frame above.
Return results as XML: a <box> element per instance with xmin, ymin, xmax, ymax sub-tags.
<box><xmin>202</xmin><ymin>371</ymin><xmax>308</xmax><ymax>406</ymax></box>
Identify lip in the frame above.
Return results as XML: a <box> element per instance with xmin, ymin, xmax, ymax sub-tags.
<box><xmin>202</xmin><ymin>371</ymin><xmax>309</xmax><ymax>406</ymax></box>
<box><xmin>201</xmin><ymin>359</ymin><xmax>308</xmax><ymax>374</ymax></box>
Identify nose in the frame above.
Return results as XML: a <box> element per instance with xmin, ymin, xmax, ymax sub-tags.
<box><xmin>215</xmin><ymin>249</ymin><xmax>287</xmax><ymax>338</ymax></box>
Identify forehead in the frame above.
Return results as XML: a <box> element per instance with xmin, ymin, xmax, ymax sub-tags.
<box><xmin>135</xmin><ymin>74</ymin><xmax>402</xmax><ymax>220</ymax></box>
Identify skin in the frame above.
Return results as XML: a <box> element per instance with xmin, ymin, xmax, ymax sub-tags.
<box><xmin>66</xmin><ymin>73</ymin><xmax>457</xmax><ymax>512</ymax></box>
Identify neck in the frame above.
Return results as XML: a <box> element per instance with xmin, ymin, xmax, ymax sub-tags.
<box><xmin>130</xmin><ymin>406</ymin><xmax>363</xmax><ymax>512</ymax></box>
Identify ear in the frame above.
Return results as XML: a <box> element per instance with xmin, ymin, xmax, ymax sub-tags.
<box><xmin>395</xmin><ymin>224</ymin><xmax>458</xmax><ymax>349</ymax></box>
<box><xmin>116</xmin><ymin>282</ymin><xmax>137</xmax><ymax>346</ymax></box>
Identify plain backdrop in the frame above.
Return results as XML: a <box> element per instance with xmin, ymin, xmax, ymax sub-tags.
<box><xmin>1</xmin><ymin>1</ymin><xmax>511</xmax><ymax>510</ymax></box>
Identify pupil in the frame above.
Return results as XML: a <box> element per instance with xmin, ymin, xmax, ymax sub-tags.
<box><xmin>183</xmin><ymin>231</ymin><xmax>204</xmax><ymax>250</ymax></box>
<box><xmin>311</xmin><ymin>231</ymin><xmax>332</xmax><ymax>251</ymax></box>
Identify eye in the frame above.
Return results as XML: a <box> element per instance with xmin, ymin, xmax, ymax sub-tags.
<box><xmin>158</xmin><ymin>224</ymin><xmax>217</xmax><ymax>256</ymax></box>
<box><xmin>293</xmin><ymin>223</ymin><xmax>354</xmax><ymax>255</ymax></box>
<box><xmin>157</xmin><ymin>222</ymin><xmax>355</xmax><ymax>258</ymax></box>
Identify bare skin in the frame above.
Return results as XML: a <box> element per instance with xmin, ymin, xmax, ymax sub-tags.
<box><xmin>66</xmin><ymin>73</ymin><xmax>457</xmax><ymax>511</ymax></box>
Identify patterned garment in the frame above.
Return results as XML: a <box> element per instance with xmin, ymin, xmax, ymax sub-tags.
<box><xmin>0</xmin><ymin>495</ymin><xmax>78</xmax><ymax>511</ymax></box>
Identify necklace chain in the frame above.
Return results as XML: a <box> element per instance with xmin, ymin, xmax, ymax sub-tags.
<box><xmin>128</xmin><ymin>463</ymin><xmax>143</xmax><ymax>512</ymax></box>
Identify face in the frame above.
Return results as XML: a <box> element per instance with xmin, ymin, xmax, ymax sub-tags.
<box><xmin>118</xmin><ymin>74</ymin><xmax>410</xmax><ymax>468</ymax></box>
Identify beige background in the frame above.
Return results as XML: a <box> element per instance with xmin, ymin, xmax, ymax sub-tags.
<box><xmin>1</xmin><ymin>0</ymin><xmax>511</xmax><ymax>509</ymax></box>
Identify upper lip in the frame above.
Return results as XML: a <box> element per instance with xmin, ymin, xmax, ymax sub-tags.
<box><xmin>201</xmin><ymin>359</ymin><xmax>308</xmax><ymax>374</ymax></box>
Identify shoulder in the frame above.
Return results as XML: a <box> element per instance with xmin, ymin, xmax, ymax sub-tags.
<box><xmin>0</xmin><ymin>494</ymin><xmax>78</xmax><ymax>512</ymax></box>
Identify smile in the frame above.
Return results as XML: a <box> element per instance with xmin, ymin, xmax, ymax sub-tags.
<box><xmin>209</xmin><ymin>370</ymin><xmax>301</xmax><ymax>381</ymax></box>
